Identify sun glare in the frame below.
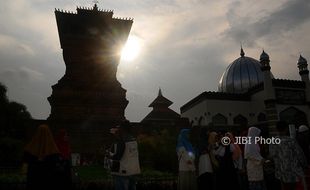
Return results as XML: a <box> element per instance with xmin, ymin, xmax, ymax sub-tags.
<box><xmin>121</xmin><ymin>35</ymin><xmax>141</xmax><ymax>62</ymax></box>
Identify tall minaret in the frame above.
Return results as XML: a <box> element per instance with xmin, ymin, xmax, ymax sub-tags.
<box><xmin>297</xmin><ymin>55</ymin><xmax>310</xmax><ymax>102</ymax></box>
<box><xmin>260</xmin><ymin>50</ymin><xmax>275</xmax><ymax>99</ymax></box>
<box><xmin>260</xmin><ymin>50</ymin><xmax>278</xmax><ymax>135</ymax></box>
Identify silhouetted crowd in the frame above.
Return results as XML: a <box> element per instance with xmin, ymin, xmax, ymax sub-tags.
<box><xmin>176</xmin><ymin>121</ymin><xmax>310</xmax><ymax>190</ymax></box>
<box><xmin>22</xmin><ymin>121</ymin><xmax>310</xmax><ymax>190</ymax></box>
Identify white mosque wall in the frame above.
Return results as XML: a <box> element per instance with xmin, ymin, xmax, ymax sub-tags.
<box><xmin>181</xmin><ymin>97</ymin><xmax>267</xmax><ymax>126</ymax></box>
<box><xmin>205</xmin><ymin>99</ymin><xmax>251</xmax><ymax>125</ymax></box>
<box><xmin>181</xmin><ymin>100</ymin><xmax>207</xmax><ymax>126</ymax></box>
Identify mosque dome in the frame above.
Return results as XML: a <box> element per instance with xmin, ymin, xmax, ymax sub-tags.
<box><xmin>218</xmin><ymin>48</ymin><xmax>266</xmax><ymax>93</ymax></box>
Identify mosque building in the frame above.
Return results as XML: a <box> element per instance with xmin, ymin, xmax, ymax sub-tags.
<box><xmin>44</xmin><ymin>3</ymin><xmax>309</xmax><ymax>157</ymax></box>
<box><xmin>180</xmin><ymin>48</ymin><xmax>310</xmax><ymax>134</ymax></box>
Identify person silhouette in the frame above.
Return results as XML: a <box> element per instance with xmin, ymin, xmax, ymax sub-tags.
<box><xmin>23</xmin><ymin>124</ymin><xmax>64</xmax><ymax>190</ymax></box>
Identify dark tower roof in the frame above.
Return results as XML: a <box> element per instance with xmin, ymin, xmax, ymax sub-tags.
<box><xmin>149</xmin><ymin>88</ymin><xmax>173</xmax><ymax>107</ymax></box>
<box><xmin>54</xmin><ymin>5</ymin><xmax>133</xmax><ymax>49</ymax></box>
<box><xmin>142</xmin><ymin>89</ymin><xmax>180</xmax><ymax>123</ymax></box>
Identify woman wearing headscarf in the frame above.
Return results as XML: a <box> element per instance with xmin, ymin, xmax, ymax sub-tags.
<box><xmin>245</xmin><ymin>127</ymin><xmax>266</xmax><ymax>190</ymax></box>
<box><xmin>226</xmin><ymin>132</ymin><xmax>242</xmax><ymax>168</ymax></box>
<box><xmin>270</xmin><ymin>121</ymin><xmax>308</xmax><ymax>190</ymax></box>
<box><xmin>55</xmin><ymin>128</ymin><xmax>73</xmax><ymax>189</ymax></box>
<box><xmin>297</xmin><ymin>125</ymin><xmax>310</xmax><ymax>163</ymax></box>
<box><xmin>197</xmin><ymin>128</ymin><xmax>214</xmax><ymax>190</ymax></box>
<box><xmin>176</xmin><ymin>129</ymin><xmax>197</xmax><ymax>190</ymax></box>
<box><xmin>214</xmin><ymin>132</ymin><xmax>239</xmax><ymax>190</ymax></box>
<box><xmin>24</xmin><ymin>124</ymin><xmax>62</xmax><ymax>190</ymax></box>
<box><xmin>297</xmin><ymin>125</ymin><xmax>310</xmax><ymax>190</ymax></box>
<box><xmin>226</xmin><ymin>132</ymin><xmax>247</xmax><ymax>190</ymax></box>
<box><xmin>208</xmin><ymin>132</ymin><xmax>219</xmax><ymax>172</ymax></box>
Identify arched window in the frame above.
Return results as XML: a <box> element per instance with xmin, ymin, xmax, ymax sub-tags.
<box><xmin>257</xmin><ymin>113</ymin><xmax>267</xmax><ymax>122</ymax></box>
<box><xmin>279</xmin><ymin>107</ymin><xmax>308</xmax><ymax>127</ymax></box>
<box><xmin>212</xmin><ymin>113</ymin><xmax>227</xmax><ymax>125</ymax></box>
<box><xmin>233</xmin><ymin>114</ymin><xmax>248</xmax><ymax>126</ymax></box>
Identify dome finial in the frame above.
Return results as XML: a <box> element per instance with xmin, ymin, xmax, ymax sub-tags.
<box><xmin>240</xmin><ymin>45</ymin><xmax>245</xmax><ymax>57</ymax></box>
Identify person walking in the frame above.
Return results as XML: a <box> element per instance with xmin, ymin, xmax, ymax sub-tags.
<box><xmin>270</xmin><ymin>121</ymin><xmax>308</xmax><ymax>190</ymax></box>
<box><xmin>197</xmin><ymin>128</ymin><xmax>214</xmax><ymax>190</ymax></box>
<box><xmin>297</xmin><ymin>125</ymin><xmax>310</xmax><ymax>163</ymax></box>
<box><xmin>214</xmin><ymin>132</ymin><xmax>239</xmax><ymax>190</ymax></box>
<box><xmin>226</xmin><ymin>132</ymin><xmax>247</xmax><ymax>190</ymax></box>
<box><xmin>55</xmin><ymin>128</ymin><xmax>73</xmax><ymax>189</ymax></box>
<box><xmin>297</xmin><ymin>125</ymin><xmax>310</xmax><ymax>190</ymax></box>
<box><xmin>109</xmin><ymin>120</ymin><xmax>141</xmax><ymax>190</ymax></box>
<box><xmin>176</xmin><ymin>128</ymin><xmax>197</xmax><ymax>190</ymax></box>
<box><xmin>245</xmin><ymin>127</ymin><xmax>266</xmax><ymax>190</ymax></box>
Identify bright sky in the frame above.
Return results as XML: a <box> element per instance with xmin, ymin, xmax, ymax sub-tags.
<box><xmin>0</xmin><ymin>0</ymin><xmax>310</xmax><ymax>121</ymax></box>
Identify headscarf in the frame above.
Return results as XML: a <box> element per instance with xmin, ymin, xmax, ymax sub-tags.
<box><xmin>244</xmin><ymin>127</ymin><xmax>263</xmax><ymax>160</ymax></box>
<box><xmin>25</xmin><ymin>124</ymin><xmax>59</xmax><ymax>160</ymax></box>
<box><xmin>176</xmin><ymin>129</ymin><xmax>194</xmax><ymax>154</ymax></box>
<box><xmin>207</xmin><ymin>132</ymin><xmax>219</xmax><ymax>168</ymax></box>
<box><xmin>55</xmin><ymin>129</ymin><xmax>71</xmax><ymax>160</ymax></box>
<box><xmin>208</xmin><ymin>131</ymin><xmax>218</xmax><ymax>145</ymax></box>
<box><xmin>298</xmin><ymin>125</ymin><xmax>309</xmax><ymax>133</ymax></box>
<box><xmin>226</xmin><ymin>132</ymin><xmax>242</xmax><ymax>160</ymax></box>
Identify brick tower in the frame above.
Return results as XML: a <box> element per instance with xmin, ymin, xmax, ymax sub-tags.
<box><xmin>48</xmin><ymin>4</ymin><xmax>133</xmax><ymax>154</ymax></box>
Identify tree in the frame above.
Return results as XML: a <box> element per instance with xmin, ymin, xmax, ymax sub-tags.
<box><xmin>0</xmin><ymin>82</ymin><xmax>32</xmax><ymax>139</ymax></box>
<box><xmin>0</xmin><ymin>82</ymin><xmax>8</xmax><ymax>104</ymax></box>
<box><xmin>0</xmin><ymin>82</ymin><xmax>32</xmax><ymax>167</ymax></box>
<box><xmin>138</xmin><ymin>128</ymin><xmax>179</xmax><ymax>173</ymax></box>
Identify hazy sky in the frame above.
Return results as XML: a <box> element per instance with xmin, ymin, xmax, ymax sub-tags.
<box><xmin>1</xmin><ymin>0</ymin><xmax>310</xmax><ymax>121</ymax></box>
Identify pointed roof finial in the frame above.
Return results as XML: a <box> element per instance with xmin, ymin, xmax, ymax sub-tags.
<box><xmin>158</xmin><ymin>88</ymin><xmax>163</xmax><ymax>96</ymax></box>
<box><xmin>148</xmin><ymin>88</ymin><xmax>173</xmax><ymax>107</ymax></box>
<box><xmin>93</xmin><ymin>0</ymin><xmax>99</xmax><ymax>10</ymax></box>
<box><xmin>240</xmin><ymin>44</ymin><xmax>245</xmax><ymax>57</ymax></box>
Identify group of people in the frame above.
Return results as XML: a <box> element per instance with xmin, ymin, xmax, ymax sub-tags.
<box><xmin>23</xmin><ymin>120</ymin><xmax>309</xmax><ymax>190</ymax></box>
<box><xmin>23</xmin><ymin>121</ymin><xmax>141</xmax><ymax>190</ymax></box>
<box><xmin>176</xmin><ymin>121</ymin><xmax>310</xmax><ymax>190</ymax></box>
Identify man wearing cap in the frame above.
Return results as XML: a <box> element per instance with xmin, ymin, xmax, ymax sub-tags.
<box><xmin>108</xmin><ymin>120</ymin><xmax>141</xmax><ymax>190</ymax></box>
